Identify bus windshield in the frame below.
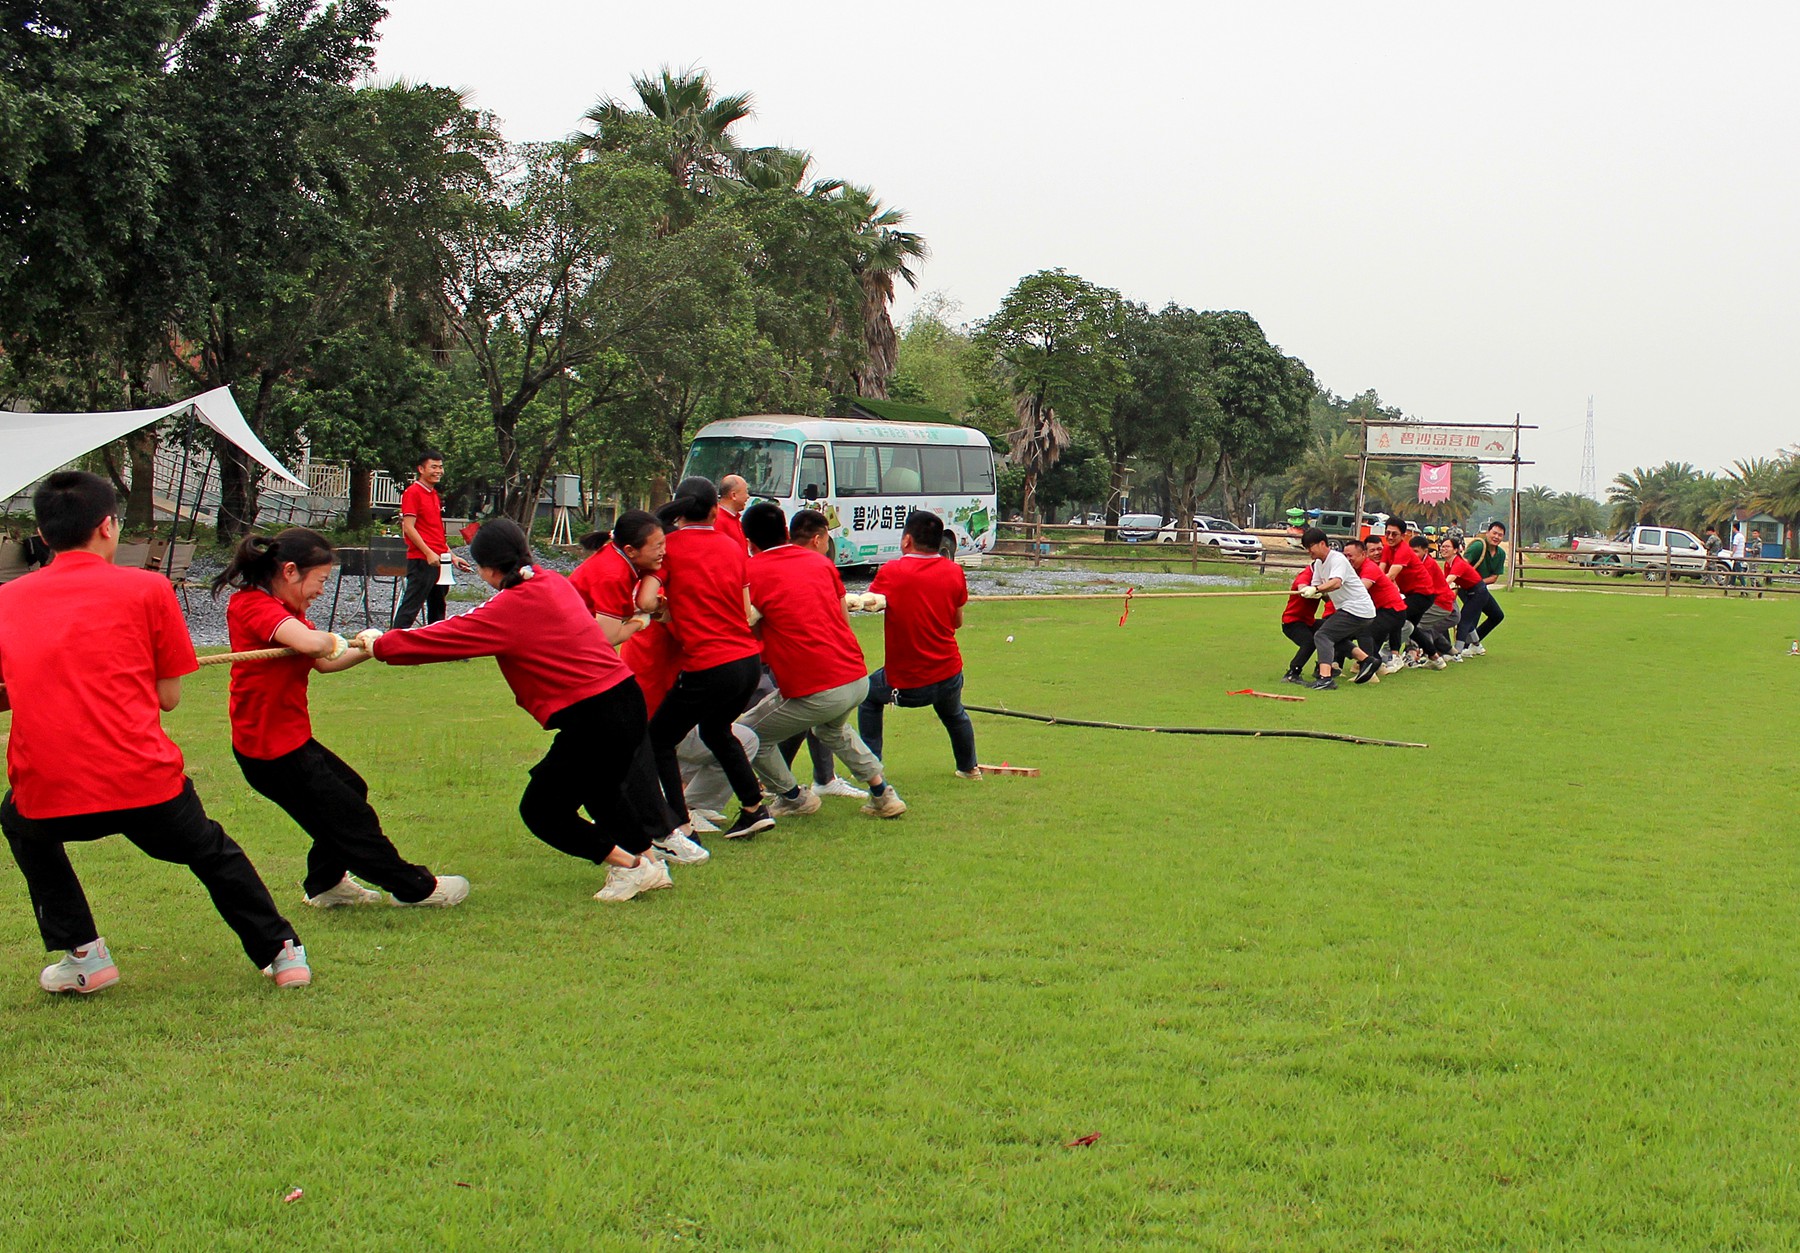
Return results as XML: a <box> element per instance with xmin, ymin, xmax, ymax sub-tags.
<box><xmin>682</xmin><ymin>437</ymin><xmax>798</xmax><ymax>498</ymax></box>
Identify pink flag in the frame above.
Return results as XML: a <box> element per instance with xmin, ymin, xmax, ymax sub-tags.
<box><xmin>1418</xmin><ymin>462</ymin><xmax>1451</xmax><ymax>504</ymax></box>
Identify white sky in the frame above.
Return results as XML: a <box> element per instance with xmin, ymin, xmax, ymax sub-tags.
<box><xmin>374</xmin><ymin>0</ymin><xmax>1799</xmax><ymax>494</ymax></box>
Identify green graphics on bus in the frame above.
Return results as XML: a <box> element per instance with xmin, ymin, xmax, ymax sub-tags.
<box><xmin>681</xmin><ymin>416</ymin><xmax>998</xmax><ymax>565</ymax></box>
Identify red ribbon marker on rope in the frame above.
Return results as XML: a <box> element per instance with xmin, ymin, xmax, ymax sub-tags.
<box><xmin>1118</xmin><ymin>586</ymin><xmax>1135</xmax><ymax>627</ymax></box>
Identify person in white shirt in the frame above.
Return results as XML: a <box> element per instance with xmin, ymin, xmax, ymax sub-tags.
<box><xmin>1730</xmin><ymin>526</ymin><xmax>1748</xmax><ymax>587</ymax></box>
<box><xmin>1299</xmin><ymin>528</ymin><xmax>1380</xmax><ymax>690</ymax></box>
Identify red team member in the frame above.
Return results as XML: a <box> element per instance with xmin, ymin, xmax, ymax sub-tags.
<box><xmin>369</xmin><ymin>519</ymin><xmax>675</xmax><ymax>903</ymax></box>
<box><xmin>215</xmin><ymin>528</ymin><xmax>468</xmax><ymax>909</ymax></box>
<box><xmin>0</xmin><ymin>472</ymin><xmax>309</xmax><ymax>992</ymax></box>
<box><xmin>857</xmin><ymin>511</ymin><xmax>979</xmax><ymax>777</ymax></box>
<box><xmin>1279</xmin><ymin>566</ymin><xmax>1319</xmax><ymax>683</ymax></box>
<box><xmin>392</xmin><ymin>448</ymin><xmax>470</xmax><ymax>629</ymax></box>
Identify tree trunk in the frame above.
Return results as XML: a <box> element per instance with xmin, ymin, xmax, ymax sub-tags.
<box><xmin>1022</xmin><ymin>471</ymin><xmax>1040</xmax><ymax>525</ymax></box>
<box><xmin>214</xmin><ymin>438</ymin><xmax>257</xmax><ymax>542</ymax></box>
<box><xmin>347</xmin><ymin>465</ymin><xmax>373</xmax><ymax>531</ymax></box>
<box><xmin>123</xmin><ymin>427</ymin><xmax>158</xmax><ymax>530</ymax></box>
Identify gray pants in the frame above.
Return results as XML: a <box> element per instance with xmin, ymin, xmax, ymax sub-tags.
<box><xmin>679</xmin><ymin>724</ymin><xmax>759</xmax><ymax>811</ymax></box>
<box><xmin>740</xmin><ymin>677</ymin><xmax>883</xmax><ymax>795</ymax></box>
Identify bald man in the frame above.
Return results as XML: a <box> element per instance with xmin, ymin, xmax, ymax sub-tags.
<box><xmin>715</xmin><ymin>475</ymin><xmax>749</xmax><ymax>550</ymax></box>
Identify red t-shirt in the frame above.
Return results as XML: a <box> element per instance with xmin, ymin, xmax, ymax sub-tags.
<box><xmin>400</xmin><ymin>480</ymin><xmax>447</xmax><ymax>559</ymax></box>
<box><xmin>714</xmin><ymin>507</ymin><xmax>746</xmax><ymax>551</ymax></box>
<box><xmin>747</xmin><ymin>545</ymin><xmax>868</xmax><ymax>697</ymax></box>
<box><xmin>624</xmin><ymin>623</ymin><xmax>680</xmax><ymax>717</ymax></box>
<box><xmin>1282</xmin><ymin>568</ymin><xmax>1318</xmax><ymax>626</ymax></box>
<box><xmin>1381</xmin><ymin>539</ymin><xmax>1432</xmax><ymax>594</ymax></box>
<box><xmin>1446</xmin><ymin>555</ymin><xmax>1484</xmax><ymax>591</ymax></box>
<box><xmin>0</xmin><ymin>551</ymin><xmax>196</xmax><ymax>818</ymax></box>
<box><xmin>1418</xmin><ymin>555</ymin><xmax>1455</xmax><ymax>610</ymax></box>
<box><xmin>373</xmin><ymin>570</ymin><xmax>631</xmax><ymax>727</ymax></box>
<box><xmin>568</xmin><ymin>544</ymin><xmax>638</xmax><ymax>619</ymax></box>
<box><xmin>870</xmin><ymin>554</ymin><xmax>967</xmax><ymax>688</ymax></box>
<box><xmin>660</xmin><ymin>525</ymin><xmax>760</xmax><ymax>673</ymax></box>
<box><xmin>1356</xmin><ymin>557</ymin><xmax>1409</xmax><ymax>613</ymax></box>
<box><xmin>226</xmin><ymin>588</ymin><xmax>315</xmax><ymax>760</ymax></box>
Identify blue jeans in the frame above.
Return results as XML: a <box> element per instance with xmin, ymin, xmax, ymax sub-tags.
<box><xmin>858</xmin><ymin>669</ymin><xmax>978</xmax><ymax>774</ymax></box>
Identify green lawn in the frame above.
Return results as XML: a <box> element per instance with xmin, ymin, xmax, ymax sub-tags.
<box><xmin>3</xmin><ymin>589</ymin><xmax>1799</xmax><ymax>1249</ymax></box>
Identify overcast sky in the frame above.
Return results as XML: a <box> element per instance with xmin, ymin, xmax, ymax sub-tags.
<box><xmin>374</xmin><ymin>0</ymin><xmax>1798</xmax><ymax>494</ymax></box>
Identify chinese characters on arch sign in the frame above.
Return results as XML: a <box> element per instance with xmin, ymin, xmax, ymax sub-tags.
<box><xmin>1365</xmin><ymin>424</ymin><xmax>1518</xmax><ymax>460</ymax></box>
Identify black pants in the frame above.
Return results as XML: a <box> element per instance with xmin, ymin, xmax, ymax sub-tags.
<box><xmin>1281</xmin><ymin>621</ymin><xmax>1317</xmax><ymax>673</ymax></box>
<box><xmin>2</xmin><ymin>781</ymin><xmax>298</xmax><ymax>967</ymax></box>
<box><xmin>779</xmin><ymin>732</ymin><xmax>838</xmax><ymax>786</ymax></box>
<box><xmin>392</xmin><ymin>559</ymin><xmax>447</xmax><ymax>629</ymax></box>
<box><xmin>1313</xmin><ymin>611</ymin><xmax>1375</xmax><ymax>669</ymax></box>
<box><xmin>522</xmin><ymin>683</ymin><xmax>670</xmax><ymax>862</ymax></box>
<box><xmin>235</xmin><ymin>740</ymin><xmax>437</xmax><ymax>903</ymax></box>
<box><xmin>1457</xmin><ymin>585</ymin><xmax>1503</xmax><ymax>646</ymax></box>
<box><xmin>1375</xmin><ymin>606</ymin><xmax>1407</xmax><ymax>653</ymax></box>
<box><xmin>648</xmin><ymin>655</ymin><xmax>763</xmax><ymax>823</ymax></box>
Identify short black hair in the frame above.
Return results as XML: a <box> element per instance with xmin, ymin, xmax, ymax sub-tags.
<box><xmin>741</xmin><ymin>501</ymin><xmax>787</xmax><ymax>551</ymax></box>
<box><xmin>902</xmin><ymin>510</ymin><xmax>945</xmax><ymax>552</ymax></box>
<box><xmin>416</xmin><ymin>449</ymin><xmax>444</xmax><ymax>468</ymax></box>
<box><xmin>789</xmin><ymin>509</ymin><xmax>831</xmax><ymax>546</ymax></box>
<box><xmin>33</xmin><ymin>470</ymin><xmax>117</xmax><ymax>551</ymax></box>
<box><xmin>1408</xmin><ymin>534</ymin><xmax>1432</xmax><ymax>552</ymax></box>
<box><xmin>1300</xmin><ymin>526</ymin><xmax>1329</xmax><ymax>548</ymax></box>
<box><xmin>1385</xmin><ymin>516</ymin><xmax>1408</xmax><ymax>532</ymax></box>
<box><xmin>1486</xmin><ymin>520</ymin><xmax>1507</xmax><ymax>534</ymax></box>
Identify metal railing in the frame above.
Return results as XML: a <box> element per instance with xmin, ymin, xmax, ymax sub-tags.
<box><xmin>991</xmin><ymin>521</ymin><xmax>1303</xmax><ymax>577</ymax></box>
<box><xmin>1514</xmin><ymin>543</ymin><xmax>1800</xmax><ymax>596</ymax></box>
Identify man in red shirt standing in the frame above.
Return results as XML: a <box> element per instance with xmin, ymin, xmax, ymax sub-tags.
<box><xmin>857</xmin><ymin>511</ymin><xmax>979</xmax><ymax>778</ymax></box>
<box><xmin>0</xmin><ymin>472</ymin><xmax>309</xmax><ymax>992</ymax></box>
<box><xmin>393</xmin><ymin>448</ymin><xmax>471</xmax><ymax>629</ymax></box>
<box><xmin>713</xmin><ymin>474</ymin><xmax>750</xmax><ymax>550</ymax></box>
<box><xmin>1379</xmin><ymin>517</ymin><xmax>1436</xmax><ymax>661</ymax></box>
<box><xmin>739</xmin><ymin>504</ymin><xmax>905</xmax><ymax>819</ymax></box>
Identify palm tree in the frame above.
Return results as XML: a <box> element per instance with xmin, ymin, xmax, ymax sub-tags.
<box><xmin>832</xmin><ymin>184</ymin><xmax>927</xmax><ymax>399</ymax></box>
<box><xmin>1005</xmin><ymin>393</ymin><xmax>1069</xmax><ymax>525</ymax></box>
<box><xmin>1283</xmin><ymin>430</ymin><xmax>1360</xmax><ymax>509</ymax></box>
<box><xmin>1552</xmin><ymin>492</ymin><xmax>1604</xmax><ymax>538</ymax></box>
<box><xmin>1512</xmin><ymin>484</ymin><xmax>1558</xmax><ymax>543</ymax></box>
<box><xmin>1608</xmin><ymin>462</ymin><xmax>1700</xmax><ymax>530</ymax></box>
<box><xmin>1748</xmin><ymin>451</ymin><xmax>1800</xmax><ymax>548</ymax></box>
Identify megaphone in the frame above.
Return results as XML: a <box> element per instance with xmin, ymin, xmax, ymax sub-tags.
<box><xmin>437</xmin><ymin>553</ymin><xmax>454</xmax><ymax>587</ymax></box>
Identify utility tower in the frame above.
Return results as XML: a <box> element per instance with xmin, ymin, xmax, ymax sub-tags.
<box><xmin>1579</xmin><ymin>396</ymin><xmax>1596</xmax><ymax>499</ymax></box>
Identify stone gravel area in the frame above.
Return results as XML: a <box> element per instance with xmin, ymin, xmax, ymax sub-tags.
<box><xmin>182</xmin><ymin>549</ymin><xmax>1258</xmax><ymax>646</ymax></box>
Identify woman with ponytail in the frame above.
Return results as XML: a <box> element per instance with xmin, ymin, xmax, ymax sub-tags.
<box><xmin>214</xmin><ymin>528</ymin><xmax>467</xmax><ymax>910</ymax></box>
<box><xmin>367</xmin><ymin>519</ymin><xmax>677</xmax><ymax>903</ymax></box>
<box><xmin>639</xmin><ymin>477</ymin><xmax>772</xmax><ymax>841</ymax></box>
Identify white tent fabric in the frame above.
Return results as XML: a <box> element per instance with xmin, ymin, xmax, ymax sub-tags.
<box><xmin>0</xmin><ymin>386</ymin><xmax>307</xmax><ymax>501</ymax></box>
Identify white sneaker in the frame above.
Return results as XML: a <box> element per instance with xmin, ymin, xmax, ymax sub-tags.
<box><xmin>304</xmin><ymin>875</ymin><xmax>384</xmax><ymax>908</ymax></box>
<box><xmin>815</xmin><ymin>776</ymin><xmax>870</xmax><ymax>799</ymax></box>
<box><xmin>1469</xmin><ymin>643</ymin><xmax>1487</xmax><ymax>656</ymax></box>
<box><xmin>1379</xmin><ymin>657</ymin><xmax>1405</xmax><ymax>676</ymax></box>
<box><xmin>595</xmin><ymin>856</ymin><xmax>674</xmax><ymax>902</ymax></box>
<box><xmin>768</xmin><ymin>787</ymin><xmax>822</xmax><ymax>817</ymax></box>
<box><xmin>861</xmin><ymin>788</ymin><xmax>908</xmax><ymax>818</ymax></box>
<box><xmin>39</xmin><ymin>937</ymin><xmax>119</xmax><ymax>994</ymax></box>
<box><xmin>691</xmin><ymin>809</ymin><xmax>728</xmax><ymax>827</ymax></box>
<box><xmin>954</xmin><ymin>768</ymin><xmax>983</xmax><ymax>781</ymax></box>
<box><xmin>392</xmin><ymin>875</ymin><xmax>470</xmax><ymax>908</ymax></box>
<box><xmin>1429</xmin><ymin>655</ymin><xmax>1448</xmax><ymax>670</ymax></box>
<box><xmin>653</xmin><ymin>831</ymin><xmax>711</xmax><ymax>864</ymax></box>
<box><xmin>687</xmin><ymin>812</ymin><xmax>720</xmax><ymax>834</ymax></box>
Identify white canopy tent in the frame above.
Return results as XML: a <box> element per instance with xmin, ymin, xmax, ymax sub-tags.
<box><xmin>0</xmin><ymin>386</ymin><xmax>306</xmax><ymax>502</ymax></box>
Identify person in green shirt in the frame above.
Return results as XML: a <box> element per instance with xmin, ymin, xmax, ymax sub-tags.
<box><xmin>1457</xmin><ymin>521</ymin><xmax>1508</xmax><ymax>655</ymax></box>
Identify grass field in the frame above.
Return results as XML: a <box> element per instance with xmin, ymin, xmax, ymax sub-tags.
<box><xmin>3</xmin><ymin>588</ymin><xmax>1799</xmax><ymax>1249</ymax></box>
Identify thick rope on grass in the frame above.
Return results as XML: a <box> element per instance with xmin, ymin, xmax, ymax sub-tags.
<box><xmin>963</xmin><ymin>703</ymin><xmax>1427</xmax><ymax>749</ymax></box>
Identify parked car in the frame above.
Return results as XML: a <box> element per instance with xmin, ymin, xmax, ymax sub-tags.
<box><xmin>1157</xmin><ymin>515</ymin><xmax>1264</xmax><ymax>557</ymax></box>
<box><xmin>1285</xmin><ymin>509</ymin><xmax>1389</xmax><ymax>548</ymax></box>
<box><xmin>1116</xmin><ymin>513</ymin><xmax>1165</xmax><ymax>542</ymax></box>
<box><xmin>1570</xmin><ymin>525</ymin><xmax>1708</xmax><ymax>579</ymax></box>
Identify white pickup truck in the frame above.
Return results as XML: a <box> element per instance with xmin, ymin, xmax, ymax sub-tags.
<box><xmin>1572</xmin><ymin>525</ymin><xmax>1709</xmax><ymax>579</ymax></box>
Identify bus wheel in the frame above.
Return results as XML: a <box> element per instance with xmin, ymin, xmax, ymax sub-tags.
<box><xmin>939</xmin><ymin>534</ymin><xmax>958</xmax><ymax>559</ymax></box>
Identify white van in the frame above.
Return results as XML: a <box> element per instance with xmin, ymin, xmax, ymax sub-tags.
<box><xmin>681</xmin><ymin>415</ymin><xmax>998</xmax><ymax>565</ymax></box>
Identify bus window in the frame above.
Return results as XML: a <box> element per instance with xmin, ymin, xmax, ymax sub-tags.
<box><xmin>799</xmin><ymin>444</ymin><xmax>829</xmax><ymax>500</ymax></box>
<box><xmin>833</xmin><ymin>444</ymin><xmax>880</xmax><ymax>496</ymax></box>
<box><xmin>879</xmin><ymin>446</ymin><xmax>923</xmax><ymax>494</ymax></box>
<box><xmin>919</xmin><ymin>446</ymin><xmax>963</xmax><ymax>494</ymax></box>
<box><xmin>958</xmin><ymin>446</ymin><xmax>995</xmax><ymax>493</ymax></box>
<box><xmin>683</xmin><ymin>437</ymin><xmax>798</xmax><ymax>497</ymax></box>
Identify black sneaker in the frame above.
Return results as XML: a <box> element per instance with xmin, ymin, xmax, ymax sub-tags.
<box><xmin>1309</xmin><ymin>676</ymin><xmax>1338</xmax><ymax>691</ymax></box>
<box><xmin>1281</xmin><ymin>670</ymin><xmax>1302</xmax><ymax>685</ymax></box>
<box><xmin>723</xmin><ymin>806</ymin><xmax>775</xmax><ymax>840</ymax></box>
<box><xmin>1352</xmin><ymin>659</ymin><xmax>1380</xmax><ymax>684</ymax></box>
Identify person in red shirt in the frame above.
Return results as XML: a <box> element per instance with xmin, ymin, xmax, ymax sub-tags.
<box><xmin>1278</xmin><ymin>565</ymin><xmax>1318</xmax><ymax>684</ymax></box>
<box><xmin>213</xmin><ymin>527</ymin><xmax>467</xmax><ymax>909</ymax></box>
<box><xmin>1379</xmin><ymin>517</ymin><xmax>1437</xmax><ymax>656</ymax></box>
<box><xmin>713</xmin><ymin>474</ymin><xmax>750</xmax><ymax>550</ymax></box>
<box><xmin>0</xmin><ymin>471</ymin><xmax>308</xmax><ymax>992</ymax></box>
<box><xmin>738</xmin><ymin>503</ymin><xmax>905</xmax><ymax>820</ymax></box>
<box><xmin>1441</xmin><ymin>534</ymin><xmax>1500</xmax><ymax>657</ymax></box>
<box><xmin>367</xmin><ymin>519</ymin><xmax>674</xmax><ymax>904</ymax></box>
<box><xmin>392</xmin><ymin>448</ymin><xmax>471</xmax><ymax>629</ymax></box>
<box><xmin>641</xmin><ymin>477</ymin><xmax>771</xmax><ymax>841</ymax></box>
<box><xmin>1341</xmin><ymin>538</ymin><xmax>1409</xmax><ymax>673</ymax></box>
<box><xmin>1406</xmin><ymin>534</ymin><xmax>1455</xmax><ymax>666</ymax></box>
<box><xmin>857</xmin><ymin>511</ymin><xmax>979</xmax><ymax>777</ymax></box>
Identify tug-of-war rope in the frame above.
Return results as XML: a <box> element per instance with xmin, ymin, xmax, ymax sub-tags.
<box><xmin>962</xmin><ymin>704</ymin><xmax>1427</xmax><ymax>749</ymax></box>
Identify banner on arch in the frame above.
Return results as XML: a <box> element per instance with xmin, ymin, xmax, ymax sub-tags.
<box><xmin>1418</xmin><ymin>462</ymin><xmax>1452</xmax><ymax>504</ymax></box>
<box><xmin>1365</xmin><ymin>423</ymin><xmax>1517</xmax><ymax>460</ymax></box>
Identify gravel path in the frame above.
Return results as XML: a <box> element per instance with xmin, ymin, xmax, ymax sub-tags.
<box><xmin>183</xmin><ymin>550</ymin><xmax>1258</xmax><ymax>646</ymax></box>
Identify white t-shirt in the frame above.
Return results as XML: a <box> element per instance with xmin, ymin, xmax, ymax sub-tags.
<box><xmin>1731</xmin><ymin>532</ymin><xmax>1747</xmax><ymax>558</ymax></box>
<box><xmin>1311</xmin><ymin>550</ymin><xmax>1377</xmax><ymax>618</ymax></box>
